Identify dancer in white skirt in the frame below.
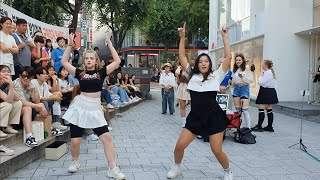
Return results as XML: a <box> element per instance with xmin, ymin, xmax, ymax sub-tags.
<box><xmin>175</xmin><ymin>64</ymin><xmax>191</xmax><ymax>127</ymax></box>
<box><xmin>61</xmin><ymin>34</ymin><xmax>126</xmax><ymax>179</ymax></box>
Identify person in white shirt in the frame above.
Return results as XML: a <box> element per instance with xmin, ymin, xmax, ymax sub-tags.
<box><xmin>167</xmin><ymin>23</ymin><xmax>233</xmax><ymax>180</ymax></box>
<box><xmin>31</xmin><ymin>67</ymin><xmax>67</xmax><ymax>131</ymax></box>
<box><xmin>252</xmin><ymin>60</ymin><xmax>278</xmax><ymax>132</ymax></box>
<box><xmin>159</xmin><ymin>63</ymin><xmax>175</xmax><ymax>114</ymax></box>
<box><xmin>0</xmin><ymin>17</ymin><xmax>19</xmax><ymax>75</ymax></box>
<box><xmin>232</xmin><ymin>54</ymin><xmax>253</xmax><ymax>129</ymax></box>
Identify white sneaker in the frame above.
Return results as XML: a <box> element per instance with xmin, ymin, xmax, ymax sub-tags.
<box><xmin>107</xmin><ymin>103</ymin><xmax>115</xmax><ymax>109</ymax></box>
<box><xmin>0</xmin><ymin>145</ymin><xmax>14</xmax><ymax>156</ymax></box>
<box><xmin>108</xmin><ymin>126</ymin><xmax>113</xmax><ymax>131</ymax></box>
<box><xmin>224</xmin><ymin>171</ymin><xmax>233</xmax><ymax>180</ymax></box>
<box><xmin>86</xmin><ymin>133</ymin><xmax>99</xmax><ymax>141</ymax></box>
<box><xmin>106</xmin><ymin>166</ymin><xmax>126</xmax><ymax>179</ymax></box>
<box><xmin>134</xmin><ymin>97</ymin><xmax>141</xmax><ymax>101</ymax></box>
<box><xmin>128</xmin><ymin>99</ymin><xmax>133</xmax><ymax>103</ymax></box>
<box><xmin>52</xmin><ymin>122</ymin><xmax>68</xmax><ymax>131</ymax></box>
<box><xmin>0</xmin><ymin>130</ymin><xmax>8</xmax><ymax>138</ymax></box>
<box><xmin>122</xmin><ymin>101</ymin><xmax>129</xmax><ymax>105</ymax></box>
<box><xmin>167</xmin><ymin>164</ymin><xmax>182</xmax><ymax>179</ymax></box>
<box><xmin>68</xmin><ymin>160</ymin><xmax>80</xmax><ymax>173</ymax></box>
<box><xmin>3</xmin><ymin>126</ymin><xmax>18</xmax><ymax>134</ymax></box>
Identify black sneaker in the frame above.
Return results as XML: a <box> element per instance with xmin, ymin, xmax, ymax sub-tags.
<box><xmin>252</xmin><ymin>125</ymin><xmax>263</xmax><ymax>132</ymax></box>
<box><xmin>25</xmin><ymin>136</ymin><xmax>38</xmax><ymax>147</ymax></box>
<box><xmin>263</xmin><ymin>126</ymin><xmax>274</xmax><ymax>132</ymax></box>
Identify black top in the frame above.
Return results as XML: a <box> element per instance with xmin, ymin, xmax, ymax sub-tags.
<box><xmin>0</xmin><ymin>83</ymin><xmax>9</xmax><ymax>103</ymax></box>
<box><xmin>75</xmin><ymin>68</ymin><xmax>107</xmax><ymax>92</ymax></box>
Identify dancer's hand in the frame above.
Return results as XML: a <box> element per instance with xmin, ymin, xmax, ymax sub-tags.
<box><xmin>68</xmin><ymin>33</ymin><xmax>75</xmax><ymax>46</ymax></box>
<box><xmin>106</xmin><ymin>33</ymin><xmax>112</xmax><ymax>45</ymax></box>
<box><xmin>221</xmin><ymin>27</ymin><xmax>228</xmax><ymax>38</ymax></box>
<box><xmin>178</xmin><ymin>22</ymin><xmax>186</xmax><ymax>38</ymax></box>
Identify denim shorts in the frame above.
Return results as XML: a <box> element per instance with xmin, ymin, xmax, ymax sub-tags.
<box><xmin>233</xmin><ymin>85</ymin><xmax>250</xmax><ymax>99</ymax></box>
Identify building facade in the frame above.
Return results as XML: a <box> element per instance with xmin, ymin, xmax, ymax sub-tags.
<box><xmin>209</xmin><ymin>0</ymin><xmax>318</xmax><ymax>102</ymax></box>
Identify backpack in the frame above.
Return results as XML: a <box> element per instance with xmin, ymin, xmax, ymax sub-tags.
<box><xmin>234</xmin><ymin>127</ymin><xmax>256</xmax><ymax>144</ymax></box>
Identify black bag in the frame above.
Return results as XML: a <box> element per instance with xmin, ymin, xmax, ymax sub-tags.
<box><xmin>234</xmin><ymin>127</ymin><xmax>256</xmax><ymax>144</ymax></box>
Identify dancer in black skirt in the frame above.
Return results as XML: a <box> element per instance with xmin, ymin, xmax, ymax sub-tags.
<box><xmin>252</xmin><ymin>60</ymin><xmax>278</xmax><ymax>132</ymax></box>
<box><xmin>167</xmin><ymin>22</ymin><xmax>233</xmax><ymax>180</ymax></box>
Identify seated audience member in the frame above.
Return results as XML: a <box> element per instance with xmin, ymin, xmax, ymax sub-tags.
<box><xmin>101</xmin><ymin>75</ymin><xmax>115</xmax><ymax>109</ymax></box>
<box><xmin>57</xmin><ymin>66</ymin><xmax>73</xmax><ymax>109</ymax></box>
<box><xmin>129</xmin><ymin>74</ymin><xmax>142</xmax><ymax>98</ymax></box>
<box><xmin>110</xmin><ymin>73</ymin><xmax>130</xmax><ymax>104</ymax></box>
<box><xmin>0</xmin><ymin>65</ymin><xmax>22</xmax><ymax>137</ymax></box>
<box><xmin>46</xmin><ymin>65</ymin><xmax>60</xmax><ymax>93</ymax></box>
<box><xmin>13</xmin><ymin>66</ymin><xmax>48</xmax><ymax>147</ymax></box>
<box><xmin>123</xmin><ymin>73</ymin><xmax>140</xmax><ymax>101</ymax></box>
<box><xmin>31</xmin><ymin>67</ymin><xmax>67</xmax><ymax>131</ymax></box>
<box><xmin>115</xmin><ymin>72</ymin><xmax>134</xmax><ymax>101</ymax></box>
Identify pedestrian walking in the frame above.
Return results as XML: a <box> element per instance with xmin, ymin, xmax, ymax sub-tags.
<box><xmin>167</xmin><ymin>22</ymin><xmax>233</xmax><ymax>180</ymax></box>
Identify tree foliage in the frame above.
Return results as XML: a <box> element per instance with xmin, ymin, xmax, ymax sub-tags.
<box><xmin>95</xmin><ymin>0</ymin><xmax>150</xmax><ymax>51</ymax></box>
<box><xmin>143</xmin><ymin>0</ymin><xmax>209</xmax><ymax>47</ymax></box>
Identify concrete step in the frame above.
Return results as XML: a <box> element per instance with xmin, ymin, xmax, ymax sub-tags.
<box><xmin>0</xmin><ymin>99</ymin><xmax>144</xmax><ymax>179</ymax></box>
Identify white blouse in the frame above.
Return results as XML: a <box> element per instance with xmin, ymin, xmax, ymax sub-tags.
<box><xmin>258</xmin><ymin>70</ymin><xmax>277</xmax><ymax>88</ymax></box>
<box><xmin>232</xmin><ymin>69</ymin><xmax>253</xmax><ymax>86</ymax></box>
<box><xmin>188</xmin><ymin>66</ymin><xmax>225</xmax><ymax>92</ymax></box>
<box><xmin>159</xmin><ymin>71</ymin><xmax>176</xmax><ymax>87</ymax></box>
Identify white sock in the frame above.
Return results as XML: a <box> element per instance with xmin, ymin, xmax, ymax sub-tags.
<box><xmin>26</xmin><ymin>133</ymin><xmax>33</xmax><ymax>138</ymax></box>
<box><xmin>242</xmin><ymin>111</ymin><xmax>251</xmax><ymax>128</ymax></box>
<box><xmin>181</xmin><ymin>117</ymin><xmax>186</xmax><ymax>127</ymax></box>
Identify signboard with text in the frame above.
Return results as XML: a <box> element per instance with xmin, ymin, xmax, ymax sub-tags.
<box><xmin>0</xmin><ymin>2</ymin><xmax>69</xmax><ymax>47</ymax></box>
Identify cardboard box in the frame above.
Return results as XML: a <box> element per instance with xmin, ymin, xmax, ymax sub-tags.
<box><xmin>35</xmin><ymin>115</ymin><xmax>52</xmax><ymax>139</ymax></box>
<box><xmin>24</xmin><ymin>121</ymin><xmax>44</xmax><ymax>142</ymax></box>
<box><xmin>45</xmin><ymin>141</ymin><xmax>67</xmax><ymax>160</ymax></box>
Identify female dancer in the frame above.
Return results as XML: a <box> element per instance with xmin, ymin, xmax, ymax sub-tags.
<box><xmin>61</xmin><ymin>34</ymin><xmax>125</xmax><ymax>179</ymax></box>
<box><xmin>175</xmin><ymin>63</ymin><xmax>191</xmax><ymax>127</ymax></box>
<box><xmin>252</xmin><ymin>60</ymin><xmax>278</xmax><ymax>132</ymax></box>
<box><xmin>232</xmin><ymin>54</ymin><xmax>253</xmax><ymax>128</ymax></box>
<box><xmin>167</xmin><ymin>22</ymin><xmax>233</xmax><ymax>180</ymax></box>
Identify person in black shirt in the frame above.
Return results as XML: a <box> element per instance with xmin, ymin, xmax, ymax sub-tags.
<box><xmin>60</xmin><ymin>34</ymin><xmax>126</xmax><ymax>179</ymax></box>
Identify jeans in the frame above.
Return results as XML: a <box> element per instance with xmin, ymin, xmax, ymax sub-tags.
<box><xmin>111</xmin><ymin>86</ymin><xmax>129</xmax><ymax>102</ymax></box>
<box><xmin>162</xmin><ymin>87</ymin><xmax>175</xmax><ymax>114</ymax></box>
<box><xmin>101</xmin><ymin>89</ymin><xmax>112</xmax><ymax>104</ymax></box>
<box><xmin>42</xmin><ymin>100</ymin><xmax>60</xmax><ymax>123</ymax></box>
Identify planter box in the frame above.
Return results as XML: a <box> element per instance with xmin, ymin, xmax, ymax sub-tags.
<box><xmin>45</xmin><ymin>141</ymin><xmax>66</xmax><ymax>160</ymax></box>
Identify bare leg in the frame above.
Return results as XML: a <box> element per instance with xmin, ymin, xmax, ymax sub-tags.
<box><xmin>21</xmin><ymin>106</ymin><xmax>32</xmax><ymax>134</ymax></box>
<box><xmin>209</xmin><ymin>131</ymin><xmax>230</xmax><ymax>169</ymax></box>
<box><xmin>179</xmin><ymin>99</ymin><xmax>187</xmax><ymax>117</ymax></box>
<box><xmin>70</xmin><ymin>138</ymin><xmax>81</xmax><ymax>160</ymax></box>
<box><xmin>99</xmin><ymin>132</ymin><xmax>116</xmax><ymax>163</ymax></box>
<box><xmin>174</xmin><ymin>128</ymin><xmax>197</xmax><ymax>164</ymax></box>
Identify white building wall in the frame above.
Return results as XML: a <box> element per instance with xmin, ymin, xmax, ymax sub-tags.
<box><xmin>263</xmin><ymin>0</ymin><xmax>313</xmax><ymax>101</ymax></box>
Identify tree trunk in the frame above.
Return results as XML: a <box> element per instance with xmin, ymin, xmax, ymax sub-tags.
<box><xmin>69</xmin><ymin>0</ymin><xmax>83</xmax><ymax>33</ymax></box>
<box><xmin>51</xmin><ymin>6</ymin><xmax>61</xmax><ymax>26</ymax></box>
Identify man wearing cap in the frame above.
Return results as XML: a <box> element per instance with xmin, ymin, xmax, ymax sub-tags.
<box><xmin>159</xmin><ymin>63</ymin><xmax>175</xmax><ymax>115</ymax></box>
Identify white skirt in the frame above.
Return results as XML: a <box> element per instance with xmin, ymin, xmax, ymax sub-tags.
<box><xmin>176</xmin><ymin>83</ymin><xmax>191</xmax><ymax>100</ymax></box>
<box><xmin>62</xmin><ymin>94</ymin><xmax>107</xmax><ymax>128</ymax></box>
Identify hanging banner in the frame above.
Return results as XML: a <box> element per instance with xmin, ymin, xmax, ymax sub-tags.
<box><xmin>0</xmin><ymin>2</ymin><xmax>69</xmax><ymax>47</ymax></box>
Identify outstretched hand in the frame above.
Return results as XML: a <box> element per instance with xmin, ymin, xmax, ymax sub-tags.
<box><xmin>106</xmin><ymin>33</ymin><xmax>112</xmax><ymax>44</ymax></box>
<box><xmin>178</xmin><ymin>22</ymin><xmax>186</xmax><ymax>38</ymax></box>
<box><xmin>221</xmin><ymin>27</ymin><xmax>228</xmax><ymax>37</ymax></box>
<box><xmin>68</xmin><ymin>33</ymin><xmax>75</xmax><ymax>46</ymax></box>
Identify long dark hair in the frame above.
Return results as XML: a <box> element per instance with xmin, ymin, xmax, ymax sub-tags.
<box><xmin>0</xmin><ymin>17</ymin><xmax>12</xmax><ymax>30</ymax></box>
<box><xmin>123</xmin><ymin>73</ymin><xmax>129</xmax><ymax>84</ymax></box>
<box><xmin>45</xmin><ymin>39</ymin><xmax>53</xmax><ymax>52</ymax></box>
<box><xmin>58</xmin><ymin>66</ymin><xmax>68</xmax><ymax>81</ymax></box>
<box><xmin>233</xmin><ymin>53</ymin><xmax>246</xmax><ymax>73</ymax></box>
<box><xmin>190</xmin><ymin>53</ymin><xmax>213</xmax><ymax>82</ymax></box>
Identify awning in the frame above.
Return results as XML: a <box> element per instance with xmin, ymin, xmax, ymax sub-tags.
<box><xmin>295</xmin><ymin>26</ymin><xmax>320</xmax><ymax>36</ymax></box>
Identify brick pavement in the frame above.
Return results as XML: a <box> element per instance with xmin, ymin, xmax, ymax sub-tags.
<box><xmin>4</xmin><ymin>88</ymin><xmax>320</xmax><ymax>180</ymax></box>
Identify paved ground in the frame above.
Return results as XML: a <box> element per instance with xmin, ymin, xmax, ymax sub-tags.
<box><xmin>5</xmin><ymin>88</ymin><xmax>320</xmax><ymax>180</ymax></box>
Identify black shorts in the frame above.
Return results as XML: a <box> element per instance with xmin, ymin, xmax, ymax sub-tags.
<box><xmin>70</xmin><ymin>123</ymin><xmax>109</xmax><ymax>138</ymax></box>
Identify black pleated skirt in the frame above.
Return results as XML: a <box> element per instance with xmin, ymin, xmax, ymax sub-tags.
<box><xmin>256</xmin><ymin>87</ymin><xmax>279</xmax><ymax>104</ymax></box>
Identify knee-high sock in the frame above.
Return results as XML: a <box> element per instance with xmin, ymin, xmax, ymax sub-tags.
<box><xmin>258</xmin><ymin>109</ymin><xmax>265</xmax><ymax>127</ymax></box>
<box><xmin>242</xmin><ymin>108</ymin><xmax>251</xmax><ymax>128</ymax></box>
<box><xmin>267</xmin><ymin>109</ymin><xmax>273</xmax><ymax>127</ymax></box>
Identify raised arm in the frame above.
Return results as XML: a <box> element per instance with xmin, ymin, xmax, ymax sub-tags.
<box><xmin>178</xmin><ymin>22</ymin><xmax>188</xmax><ymax>70</ymax></box>
<box><xmin>106</xmin><ymin>35</ymin><xmax>120</xmax><ymax>74</ymax></box>
<box><xmin>61</xmin><ymin>33</ymin><xmax>76</xmax><ymax>76</ymax></box>
<box><xmin>221</xmin><ymin>27</ymin><xmax>232</xmax><ymax>73</ymax></box>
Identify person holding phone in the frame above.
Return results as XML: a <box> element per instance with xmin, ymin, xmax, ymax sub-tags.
<box><xmin>232</xmin><ymin>54</ymin><xmax>253</xmax><ymax>129</ymax></box>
